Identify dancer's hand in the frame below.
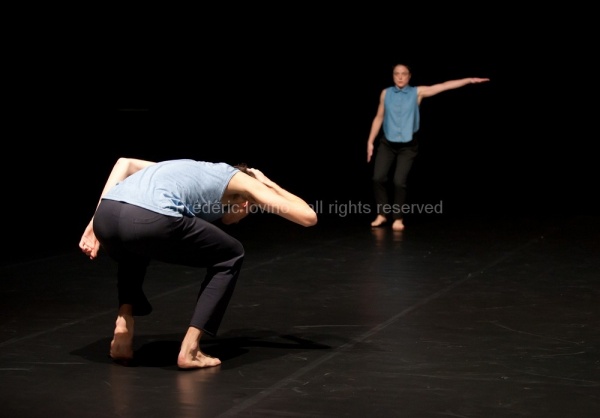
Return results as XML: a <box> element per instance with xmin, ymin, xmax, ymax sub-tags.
<box><xmin>247</xmin><ymin>168</ymin><xmax>272</xmax><ymax>187</ymax></box>
<box><xmin>79</xmin><ymin>220</ymin><xmax>100</xmax><ymax>260</ymax></box>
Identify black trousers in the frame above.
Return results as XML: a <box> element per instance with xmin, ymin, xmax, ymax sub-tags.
<box><xmin>372</xmin><ymin>136</ymin><xmax>419</xmax><ymax>220</ymax></box>
<box><xmin>93</xmin><ymin>199</ymin><xmax>244</xmax><ymax>337</ymax></box>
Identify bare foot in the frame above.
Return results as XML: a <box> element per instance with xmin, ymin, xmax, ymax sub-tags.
<box><xmin>177</xmin><ymin>326</ymin><xmax>221</xmax><ymax>369</ymax></box>
<box><xmin>177</xmin><ymin>349</ymin><xmax>222</xmax><ymax>369</ymax></box>
<box><xmin>371</xmin><ymin>215</ymin><xmax>387</xmax><ymax>227</ymax></box>
<box><xmin>110</xmin><ymin>315</ymin><xmax>134</xmax><ymax>362</ymax></box>
<box><xmin>392</xmin><ymin>219</ymin><xmax>405</xmax><ymax>231</ymax></box>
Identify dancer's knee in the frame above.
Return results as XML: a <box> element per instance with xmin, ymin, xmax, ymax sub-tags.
<box><xmin>227</xmin><ymin>239</ymin><xmax>245</xmax><ymax>266</ymax></box>
<box><xmin>372</xmin><ymin>175</ymin><xmax>387</xmax><ymax>184</ymax></box>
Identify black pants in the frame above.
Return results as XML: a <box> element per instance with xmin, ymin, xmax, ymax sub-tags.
<box><xmin>372</xmin><ymin>136</ymin><xmax>419</xmax><ymax>220</ymax></box>
<box><xmin>93</xmin><ymin>199</ymin><xmax>244</xmax><ymax>337</ymax></box>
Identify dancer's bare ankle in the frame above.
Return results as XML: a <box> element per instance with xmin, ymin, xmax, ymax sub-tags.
<box><xmin>392</xmin><ymin>219</ymin><xmax>405</xmax><ymax>231</ymax></box>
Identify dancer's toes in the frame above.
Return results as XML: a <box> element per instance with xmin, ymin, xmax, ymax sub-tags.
<box><xmin>371</xmin><ymin>215</ymin><xmax>387</xmax><ymax>227</ymax></box>
<box><xmin>178</xmin><ymin>350</ymin><xmax>221</xmax><ymax>370</ymax></box>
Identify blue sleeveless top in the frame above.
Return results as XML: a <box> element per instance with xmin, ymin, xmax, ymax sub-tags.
<box><xmin>382</xmin><ymin>85</ymin><xmax>420</xmax><ymax>143</ymax></box>
<box><xmin>103</xmin><ymin>159</ymin><xmax>239</xmax><ymax>222</ymax></box>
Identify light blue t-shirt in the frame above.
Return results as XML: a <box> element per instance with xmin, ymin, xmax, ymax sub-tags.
<box><xmin>103</xmin><ymin>159</ymin><xmax>239</xmax><ymax>222</ymax></box>
<box><xmin>382</xmin><ymin>85</ymin><xmax>420</xmax><ymax>143</ymax></box>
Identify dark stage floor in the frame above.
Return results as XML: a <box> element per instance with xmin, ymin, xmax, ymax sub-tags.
<box><xmin>1</xmin><ymin>213</ymin><xmax>599</xmax><ymax>418</ymax></box>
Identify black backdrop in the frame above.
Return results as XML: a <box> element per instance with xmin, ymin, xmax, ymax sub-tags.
<box><xmin>3</xmin><ymin>13</ymin><xmax>596</xmax><ymax>263</ymax></box>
